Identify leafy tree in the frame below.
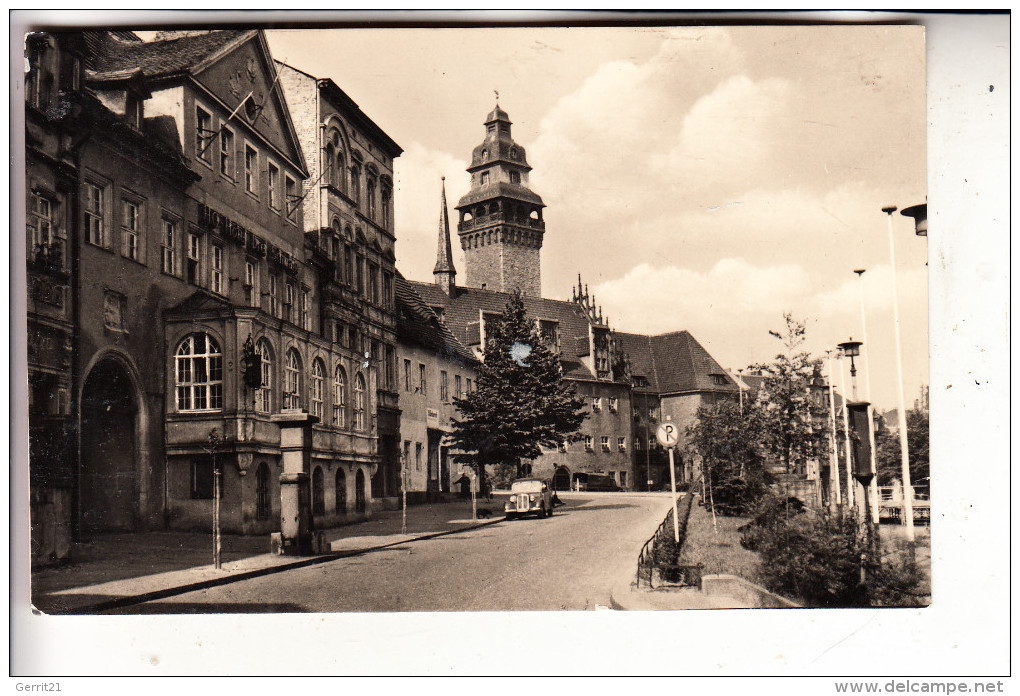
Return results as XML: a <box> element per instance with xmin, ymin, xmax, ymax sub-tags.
<box><xmin>748</xmin><ymin>314</ymin><xmax>829</xmax><ymax>478</ymax></box>
<box><xmin>876</xmin><ymin>408</ymin><xmax>929</xmax><ymax>486</ymax></box>
<box><xmin>449</xmin><ymin>291</ymin><xmax>588</xmax><ymax>488</ymax></box>
<box><xmin>685</xmin><ymin>399</ymin><xmax>772</xmax><ymax>515</ymax></box>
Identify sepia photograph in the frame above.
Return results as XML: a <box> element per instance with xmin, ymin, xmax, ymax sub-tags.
<box><xmin>11</xmin><ymin>9</ymin><xmax>1009</xmax><ymax>681</ymax></box>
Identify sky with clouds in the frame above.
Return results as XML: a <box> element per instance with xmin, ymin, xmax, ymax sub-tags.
<box><xmin>267</xmin><ymin>25</ymin><xmax>928</xmax><ymax>411</ymax></box>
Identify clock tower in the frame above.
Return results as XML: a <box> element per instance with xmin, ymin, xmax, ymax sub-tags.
<box><xmin>455</xmin><ymin>106</ymin><xmax>545</xmax><ymax>296</ymax></box>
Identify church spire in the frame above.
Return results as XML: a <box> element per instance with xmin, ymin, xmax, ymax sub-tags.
<box><xmin>434</xmin><ymin>176</ymin><xmax>457</xmax><ymax>296</ymax></box>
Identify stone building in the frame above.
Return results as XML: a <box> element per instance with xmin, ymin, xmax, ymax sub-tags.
<box><xmin>23</xmin><ymin>29</ymin><xmax>404</xmax><ymax>564</ymax></box>
<box><xmin>410</xmin><ymin>106</ymin><xmax>740</xmax><ymax>491</ymax></box>
<box><xmin>276</xmin><ymin>60</ymin><xmax>403</xmax><ymax>506</ymax></box>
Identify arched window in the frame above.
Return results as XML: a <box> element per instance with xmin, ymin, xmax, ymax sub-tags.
<box><xmin>381</xmin><ymin>184</ymin><xmax>391</xmax><ymax>226</ymax></box>
<box><xmin>335</xmin><ymin>467</ymin><xmax>347</xmax><ymax>515</ymax></box>
<box><xmin>333</xmin><ymin>365</ymin><xmax>347</xmax><ymax>428</ymax></box>
<box><xmin>350</xmin><ymin>164</ymin><xmax>360</xmax><ymax>204</ymax></box>
<box><xmin>353</xmin><ymin>373</ymin><xmax>366</xmax><ymax>431</ymax></box>
<box><xmin>255</xmin><ymin>461</ymin><xmax>271</xmax><ymax>521</ymax></box>
<box><xmin>310</xmin><ymin>358</ymin><xmax>325</xmax><ymax>419</ymax></box>
<box><xmin>255</xmin><ymin>339</ymin><xmax>273</xmax><ymax>414</ymax></box>
<box><xmin>336</xmin><ymin>151</ymin><xmax>346</xmax><ymax>192</ymax></box>
<box><xmin>175</xmin><ymin>333</ymin><xmax>223</xmax><ymax>412</ymax></box>
<box><xmin>311</xmin><ymin>466</ymin><xmax>324</xmax><ymax>517</ymax></box>
<box><xmin>366</xmin><ymin>175</ymin><xmax>377</xmax><ymax>219</ymax></box>
<box><xmin>324</xmin><ymin>142</ymin><xmax>336</xmax><ymax>187</ymax></box>
<box><xmin>284</xmin><ymin>348</ymin><xmax>302</xmax><ymax>410</ymax></box>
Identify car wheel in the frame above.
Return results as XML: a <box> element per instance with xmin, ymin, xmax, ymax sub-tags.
<box><xmin>540</xmin><ymin>504</ymin><xmax>548</xmax><ymax>518</ymax></box>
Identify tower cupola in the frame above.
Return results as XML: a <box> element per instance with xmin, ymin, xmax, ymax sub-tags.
<box><xmin>455</xmin><ymin>104</ymin><xmax>545</xmax><ymax>296</ymax></box>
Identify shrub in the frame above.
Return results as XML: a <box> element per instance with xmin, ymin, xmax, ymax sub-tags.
<box><xmin>744</xmin><ymin>500</ymin><xmax>927</xmax><ymax>607</ymax></box>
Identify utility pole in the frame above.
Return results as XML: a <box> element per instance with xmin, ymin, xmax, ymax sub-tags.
<box><xmin>854</xmin><ymin>270</ymin><xmax>881</xmax><ymax>525</ymax></box>
<box><xmin>883</xmin><ymin>206</ymin><xmax>915</xmax><ymax>541</ymax></box>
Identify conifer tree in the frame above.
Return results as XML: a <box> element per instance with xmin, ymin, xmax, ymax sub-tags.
<box><xmin>450</xmin><ymin>290</ymin><xmax>588</xmax><ymax>488</ymax></box>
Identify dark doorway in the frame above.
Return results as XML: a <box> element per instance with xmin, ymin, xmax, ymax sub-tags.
<box><xmin>440</xmin><ymin>445</ymin><xmax>450</xmax><ymax>493</ymax></box>
<box><xmin>553</xmin><ymin>466</ymin><xmax>571</xmax><ymax>492</ymax></box>
<box><xmin>79</xmin><ymin>358</ymin><xmax>138</xmax><ymax>533</ymax></box>
<box><xmin>355</xmin><ymin>468</ymin><xmax>366</xmax><ymax>514</ymax></box>
<box><xmin>427</xmin><ymin>429</ymin><xmax>441</xmax><ymax>494</ymax></box>
<box><xmin>255</xmin><ymin>462</ymin><xmax>271</xmax><ymax>521</ymax></box>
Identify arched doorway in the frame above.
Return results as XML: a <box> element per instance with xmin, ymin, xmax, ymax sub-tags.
<box><xmin>335</xmin><ymin>467</ymin><xmax>347</xmax><ymax>515</ymax></box>
<box><xmin>255</xmin><ymin>462</ymin><xmax>271</xmax><ymax>521</ymax></box>
<box><xmin>553</xmin><ymin>466</ymin><xmax>571</xmax><ymax>492</ymax></box>
<box><xmin>79</xmin><ymin>357</ymin><xmax>139</xmax><ymax>532</ymax></box>
<box><xmin>355</xmin><ymin>468</ymin><xmax>366</xmax><ymax>514</ymax></box>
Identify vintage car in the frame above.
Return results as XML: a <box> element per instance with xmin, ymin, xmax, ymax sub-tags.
<box><xmin>505</xmin><ymin>478</ymin><xmax>554</xmax><ymax>519</ymax></box>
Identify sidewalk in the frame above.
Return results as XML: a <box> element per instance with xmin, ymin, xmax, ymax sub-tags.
<box><xmin>30</xmin><ymin>497</ymin><xmax>504</xmax><ymax>615</ymax></box>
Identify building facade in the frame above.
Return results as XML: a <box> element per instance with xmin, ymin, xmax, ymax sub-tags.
<box><xmin>24</xmin><ymin>29</ymin><xmax>405</xmax><ymax>564</ymax></box>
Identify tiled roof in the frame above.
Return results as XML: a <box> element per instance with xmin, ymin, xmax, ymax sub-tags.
<box><xmin>615</xmin><ymin>330</ymin><xmax>739</xmax><ymax>394</ymax></box>
<box><xmin>456</xmin><ymin>181</ymin><xmax>545</xmax><ymax>209</ymax></box>
<box><xmin>406</xmin><ymin>281</ymin><xmax>594</xmax><ymax>369</ymax></box>
<box><xmin>88</xmin><ymin>30</ymin><xmax>250</xmax><ymax>81</ymax></box>
<box><xmin>395</xmin><ymin>275</ymin><xmax>476</xmax><ymax>364</ymax></box>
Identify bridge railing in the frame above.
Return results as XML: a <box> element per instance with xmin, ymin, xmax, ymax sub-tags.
<box><xmin>636</xmin><ymin>486</ymin><xmax>703</xmax><ymax>589</ymax></box>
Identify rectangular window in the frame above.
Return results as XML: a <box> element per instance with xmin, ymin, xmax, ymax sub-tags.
<box><xmin>284</xmin><ymin>282</ymin><xmax>294</xmax><ymax>322</ymax></box>
<box><xmin>244</xmin><ymin>260</ymin><xmax>259</xmax><ymax>306</ymax></box>
<box><xmin>29</xmin><ymin>191</ymin><xmax>55</xmax><ymax>251</ymax></box>
<box><xmin>245</xmin><ymin>144</ymin><xmax>258</xmax><ymax>195</ymax></box>
<box><xmin>211</xmin><ymin>244</ymin><xmax>224</xmax><ymax>294</ymax></box>
<box><xmin>455</xmin><ymin>374</ymin><xmax>462</xmax><ymax>399</ymax></box>
<box><xmin>440</xmin><ymin>371</ymin><xmax>449</xmax><ymax>402</ymax></box>
<box><xmin>285</xmin><ymin>176</ymin><xmax>297</xmax><ymax>220</ymax></box>
<box><xmin>592</xmin><ymin>397</ymin><xmax>602</xmax><ymax>413</ymax></box>
<box><xmin>619</xmin><ymin>471</ymin><xmax>628</xmax><ymax>488</ymax></box>
<box><xmin>480</xmin><ymin>171</ymin><xmax>490</xmax><ymax>186</ymax></box>
<box><xmin>404</xmin><ymin>359</ymin><xmax>411</xmax><ymax>392</ymax></box>
<box><xmin>383</xmin><ymin>272</ymin><xmax>393</xmax><ymax>309</ymax></box>
<box><xmin>268</xmin><ymin>162</ymin><xmax>280</xmax><ymax>210</ymax></box>
<box><xmin>356</xmin><ymin>256</ymin><xmax>364</xmax><ymax>296</ymax></box>
<box><xmin>466</xmin><ymin>378</ymin><xmax>472</xmax><ymax>393</ymax></box>
<box><xmin>385</xmin><ymin>345</ymin><xmax>395</xmax><ymax>390</ymax></box>
<box><xmin>186</xmin><ymin>232</ymin><xmax>200</xmax><ymax>284</ymax></box>
<box><xmin>649</xmin><ymin>407</ymin><xmax>657</xmax><ymax>420</ymax></box>
<box><xmin>617</xmin><ymin>436</ymin><xmax>627</xmax><ymax>452</ymax></box>
<box><xmin>121</xmin><ymin>199</ymin><xmax>142</xmax><ymax>261</ymax></box>
<box><xmin>584</xmin><ymin>436</ymin><xmax>594</xmax><ymax>452</ymax></box>
<box><xmin>368</xmin><ymin>264</ymin><xmax>379</xmax><ymax>304</ymax></box>
<box><xmin>403</xmin><ymin>441</ymin><xmax>411</xmax><ymax>471</ymax></box>
<box><xmin>601</xmin><ymin>436</ymin><xmax>610</xmax><ymax>453</ymax></box>
<box><xmin>84</xmin><ymin>182</ymin><xmax>106</xmax><ymax>247</ymax></box>
<box><xmin>418</xmin><ymin>363</ymin><xmax>427</xmax><ymax>396</ymax></box>
<box><xmin>190</xmin><ymin>458</ymin><xmax>215</xmax><ymax>499</ymax></box>
<box><xmin>300</xmin><ymin>287</ymin><xmax>310</xmax><ymax>330</ymax></box>
<box><xmin>609</xmin><ymin>397</ymin><xmax>619</xmax><ymax>413</ymax></box>
<box><xmin>415</xmin><ymin>442</ymin><xmax>423</xmax><ymax>471</ymax></box>
<box><xmin>219</xmin><ymin>126</ymin><xmax>234</xmax><ymax>178</ymax></box>
<box><xmin>161</xmin><ymin>218</ymin><xmax>177</xmax><ymax>275</ymax></box>
<box><xmin>268</xmin><ymin>273</ymin><xmax>280</xmax><ymax>316</ymax></box>
<box><xmin>196</xmin><ymin>106</ymin><xmax>213</xmax><ymax>163</ymax></box>
<box><xmin>635</xmin><ymin>437</ymin><xmax>643</xmax><ymax>451</ymax></box>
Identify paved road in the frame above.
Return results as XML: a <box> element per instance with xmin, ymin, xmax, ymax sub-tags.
<box><xmin>105</xmin><ymin>494</ymin><xmax>672</xmax><ymax>613</ymax></box>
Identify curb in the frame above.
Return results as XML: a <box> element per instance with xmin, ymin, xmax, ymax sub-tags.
<box><xmin>40</xmin><ymin>516</ymin><xmax>504</xmax><ymax>615</ymax></box>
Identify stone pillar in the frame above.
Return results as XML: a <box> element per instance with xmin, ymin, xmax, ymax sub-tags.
<box><xmin>271</xmin><ymin>410</ymin><xmax>318</xmax><ymax>555</ymax></box>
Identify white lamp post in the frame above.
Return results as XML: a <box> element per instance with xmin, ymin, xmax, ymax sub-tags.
<box><xmin>882</xmin><ymin>206</ymin><xmax>915</xmax><ymax>541</ymax></box>
<box><xmin>853</xmin><ymin>270</ymin><xmax>881</xmax><ymax>525</ymax></box>
<box><xmin>825</xmin><ymin>350</ymin><xmax>842</xmax><ymax>509</ymax></box>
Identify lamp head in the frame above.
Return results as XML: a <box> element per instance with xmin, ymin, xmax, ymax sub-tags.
<box><xmin>901</xmin><ymin>202</ymin><xmax>927</xmax><ymax>236</ymax></box>
<box><xmin>837</xmin><ymin>339</ymin><xmax>862</xmax><ymax>357</ymax></box>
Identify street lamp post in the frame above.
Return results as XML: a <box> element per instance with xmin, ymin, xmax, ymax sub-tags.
<box><xmin>205</xmin><ymin>428</ymin><xmax>223</xmax><ymax>570</ymax></box>
<box><xmin>835</xmin><ymin>351</ymin><xmax>855</xmax><ymax>510</ymax></box>
<box><xmin>883</xmin><ymin>206</ymin><xmax>915</xmax><ymax>542</ymax></box>
<box><xmin>825</xmin><ymin>350</ymin><xmax>842</xmax><ymax>509</ymax></box>
<box><xmin>853</xmin><ymin>270</ymin><xmax>881</xmax><ymax>525</ymax></box>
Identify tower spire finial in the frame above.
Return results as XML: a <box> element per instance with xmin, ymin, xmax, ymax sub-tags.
<box><xmin>434</xmin><ymin>177</ymin><xmax>456</xmax><ymax>295</ymax></box>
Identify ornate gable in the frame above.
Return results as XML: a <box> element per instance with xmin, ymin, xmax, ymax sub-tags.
<box><xmin>192</xmin><ymin>31</ymin><xmax>307</xmax><ymax>175</ymax></box>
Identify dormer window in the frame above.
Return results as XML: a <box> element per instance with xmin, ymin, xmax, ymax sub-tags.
<box><xmin>125</xmin><ymin>92</ymin><xmax>143</xmax><ymax>129</ymax></box>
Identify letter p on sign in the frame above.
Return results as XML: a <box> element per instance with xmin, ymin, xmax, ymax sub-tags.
<box><xmin>656</xmin><ymin>423</ymin><xmax>679</xmax><ymax>447</ymax></box>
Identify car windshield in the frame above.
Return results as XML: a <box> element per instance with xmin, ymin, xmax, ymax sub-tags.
<box><xmin>510</xmin><ymin>480</ymin><xmax>543</xmax><ymax>493</ymax></box>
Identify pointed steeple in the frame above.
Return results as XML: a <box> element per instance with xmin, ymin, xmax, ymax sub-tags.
<box><xmin>434</xmin><ymin>177</ymin><xmax>457</xmax><ymax>295</ymax></box>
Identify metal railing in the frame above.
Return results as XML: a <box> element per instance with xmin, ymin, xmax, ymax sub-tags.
<box><xmin>636</xmin><ymin>488</ymin><xmax>703</xmax><ymax>589</ymax></box>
